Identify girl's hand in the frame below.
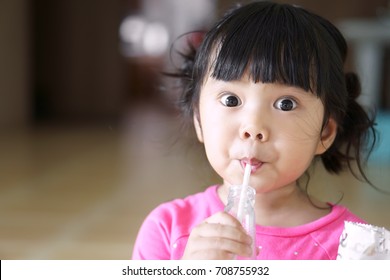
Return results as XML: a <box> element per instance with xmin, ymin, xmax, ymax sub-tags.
<box><xmin>181</xmin><ymin>211</ymin><xmax>254</xmax><ymax>259</ymax></box>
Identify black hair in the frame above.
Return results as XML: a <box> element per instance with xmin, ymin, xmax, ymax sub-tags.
<box><xmin>169</xmin><ymin>1</ymin><xmax>377</xmax><ymax>185</ymax></box>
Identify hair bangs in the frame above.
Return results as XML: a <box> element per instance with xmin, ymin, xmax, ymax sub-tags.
<box><xmin>207</xmin><ymin>3</ymin><xmax>334</xmax><ymax>96</ymax></box>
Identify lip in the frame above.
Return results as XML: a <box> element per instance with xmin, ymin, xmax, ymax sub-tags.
<box><xmin>240</xmin><ymin>157</ymin><xmax>263</xmax><ymax>172</ymax></box>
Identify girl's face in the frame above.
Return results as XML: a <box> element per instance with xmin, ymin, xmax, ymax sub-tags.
<box><xmin>194</xmin><ymin>73</ymin><xmax>337</xmax><ymax>193</ymax></box>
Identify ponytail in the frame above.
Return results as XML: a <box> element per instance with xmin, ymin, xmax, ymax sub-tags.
<box><xmin>321</xmin><ymin>72</ymin><xmax>377</xmax><ymax>183</ymax></box>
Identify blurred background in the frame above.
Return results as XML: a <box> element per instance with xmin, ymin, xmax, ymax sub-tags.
<box><xmin>0</xmin><ymin>0</ymin><xmax>389</xmax><ymax>259</ymax></box>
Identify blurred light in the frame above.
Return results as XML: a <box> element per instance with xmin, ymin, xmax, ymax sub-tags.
<box><xmin>119</xmin><ymin>16</ymin><xmax>146</xmax><ymax>44</ymax></box>
<box><xmin>142</xmin><ymin>22</ymin><xmax>169</xmax><ymax>56</ymax></box>
<box><xmin>119</xmin><ymin>15</ymin><xmax>169</xmax><ymax>57</ymax></box>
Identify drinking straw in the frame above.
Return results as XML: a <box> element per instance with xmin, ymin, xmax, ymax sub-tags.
<box><xmin>237</xmin><ymin>164</ymin><xmax>251</xmax><ymax>222</ymax></box>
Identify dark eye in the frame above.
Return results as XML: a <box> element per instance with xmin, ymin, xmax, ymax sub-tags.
<box><xmin>220</xmin><ymin>95</ymin><xmax>241</xmax><ymax>107</ymax></box>
<box><xmin>275</xmin><ymin>98</ymin><xmax>297</xmax><ymax>111</ymax></box>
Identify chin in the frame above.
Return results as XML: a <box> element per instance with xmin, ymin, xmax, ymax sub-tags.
<box><xmin>222</xmin><ymin>176</ymin><xmax>243</xmax><ymax>187</ymax></box>
<box><xmin>249</xmin><ymin>180</ymin><xmax>276</xmax><ymax>193</ymax></box>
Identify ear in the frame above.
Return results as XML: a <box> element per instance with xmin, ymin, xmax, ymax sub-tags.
<box><xmin>315</xmin><ymin>118</ymin><xmax>337</xmax><ymax>155</ymax></box>
<box><xmin>193</xmin><ymin>113</ymin><xmax>204</xmax><ymax>143</ymax></box>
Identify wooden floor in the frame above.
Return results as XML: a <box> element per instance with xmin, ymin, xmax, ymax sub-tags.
<box><xmin>1</xmin><ymin>108</ymin><xmax>389</xmax><ymax>259</ymax></box>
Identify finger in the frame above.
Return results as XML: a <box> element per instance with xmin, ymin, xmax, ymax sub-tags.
<box><xmin>203</xmin><ymin>211</ymin><xmax>253</xmax><ymax>244</ymax></box>
<box><xmin>193</xmin><ymin>236</ymin><xmax>253</xmax><ymax>258</ymax></box>
<box><xmin>182</xmin><ymin>211</ymin><xmax>254</xmax><ymax>259</ymax></box>
<box><xmin>188</xmin><ymin>220</ymin><xmax>253</xmax><ymax>257</ymax></box>
<box><xmin>205</xmin><ymin>211</ymin><xmax>243</xmax><ymax>227</ymax></box>
<box><xmin>182</xmin><ymin>230</ymin><xmax>252</xmax><ymax>260</ymax></box>
<box><xmin>195</xmin><ymin>221</ymin><xmax>252</xmax><ymax>245</ymax></box>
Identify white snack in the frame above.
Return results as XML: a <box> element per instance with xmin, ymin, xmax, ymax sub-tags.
<box><xmin>337</xmin><ymin>221</ymin><xmax>390</xmax><ymax>260</ymax></box>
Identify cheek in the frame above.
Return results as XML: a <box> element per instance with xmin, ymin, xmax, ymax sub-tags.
<box><xmin>272</xmin><ymin>140</ymin><xmax>315</xmax><ymax>185</ymax></box>
<box><xmin>294</xmin><ymin>118</ymin><xmax>322</xmax><ymax>142</ymax></box>
<box><xmin>199</xmin><ymin>103</ymin><xmax>236</xmax><ymax>144</ymax></box>
<box><xmin>199</xmin><ymin>116</ymin><xmax>238</xmax><ymax>179</ymax></box>
<box><xmin>201</xmin><ymin>121</ymin><xmax>233</xmax><ymax>159</ymax></box>
<box><xmin>274</xmin><ymin>109</ymin><xmax>323</xmax><ymax>144</ymax></box>
<box><xmin>273</xmin><ymin>113</ymin><xmax>323</xmax><ymax>167</ymax></box>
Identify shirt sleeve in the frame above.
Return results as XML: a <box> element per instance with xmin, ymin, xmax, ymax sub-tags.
<box><xmin>131</xmin><ymin>186</ymin><xmax>220</xmax><ymax>260</ymax></box>
<box><xmin>131</xmin><ymin>205</ymin><xmax>173</xmax><ymax>260</ymax></box>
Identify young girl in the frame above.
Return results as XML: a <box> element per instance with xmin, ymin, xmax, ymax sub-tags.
<box><xmin>132</xmin><ymin>1</ymin><xmax>377</xmax><ymax>260</ymax></box>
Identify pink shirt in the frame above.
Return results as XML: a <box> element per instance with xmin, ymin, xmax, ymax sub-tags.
<box><xmin>132</xmin><ymin>185</ymin><xmax>365</xmax><ymax>260</ymax></box>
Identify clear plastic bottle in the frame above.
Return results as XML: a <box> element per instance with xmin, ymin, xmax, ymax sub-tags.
<box><xmin>224</xmin><ymin>185</ymin><xmax>256</xmax><ymax>260</ymax></box>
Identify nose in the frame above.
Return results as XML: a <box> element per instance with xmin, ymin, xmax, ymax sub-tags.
<box><xmin>241</xmin><ymin>129</ymin><xmax>264</xmax><ymax>140</ymax></box>
<box><xmin>239</xmin><ymin>123</ymin><xmax>268</xmax><ymax>141</ymax></box>
<box><xmin>239</xmin><ymin>99</ymin><xmax>269</xmax><ymax>142</ymax></box>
